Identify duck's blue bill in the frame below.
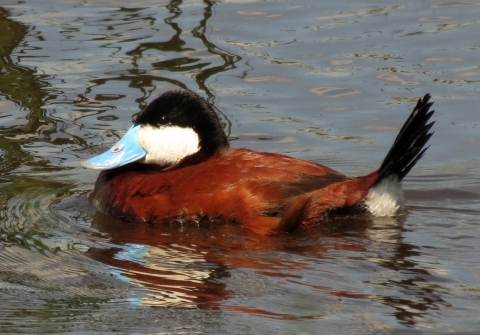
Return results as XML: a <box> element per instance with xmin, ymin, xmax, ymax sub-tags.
<box><xmin>81</xmin><ymin>125</ymin><xmax>146</xmax><ymax>170</ymax></box>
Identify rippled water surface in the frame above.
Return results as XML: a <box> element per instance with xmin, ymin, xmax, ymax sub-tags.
<box><xmin>1</xmin><ymin>0</ymin><xmax>480</xmax><ymax>334</ymax></box>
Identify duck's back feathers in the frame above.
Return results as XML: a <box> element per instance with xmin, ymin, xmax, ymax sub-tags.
<box><xmin>92</xmin><ymin>149</ymin><xmax>349</xmax><ymax>235</ymax></box>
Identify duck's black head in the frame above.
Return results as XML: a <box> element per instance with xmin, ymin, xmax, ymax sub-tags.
<box><xmin>82</xmin><ymin>90</ymin><xmax>229</xmax><ymax>170</ymax></box>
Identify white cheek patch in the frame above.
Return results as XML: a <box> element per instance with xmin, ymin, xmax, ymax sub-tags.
<box><xmin>137</xmin><ymin>125</ymin><xmax>200</xmax><ymax>166</ymax></box>
<box><xmin>365</xmin><ymin>175</ymin><xmax>406</xmax><ymax>217</ymax></box>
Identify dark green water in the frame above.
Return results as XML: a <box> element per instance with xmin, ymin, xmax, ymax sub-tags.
<box><xmin>1</xmin><ymin>1</ymin><xmax>480</xmax><ymax>334</ymax></box>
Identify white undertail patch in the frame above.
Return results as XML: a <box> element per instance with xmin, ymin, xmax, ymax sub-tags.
<box><xmin>138</xmin><ymin>125</ymin><xmax>200</xmax><ymax>166</ymax></box>
<box><xmin>364</xmin><ymin>175</ymin><xmax>405</xmax><ymax>217</ymax></box>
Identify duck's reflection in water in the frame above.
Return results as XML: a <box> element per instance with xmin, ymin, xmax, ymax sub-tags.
<box><xmin>87</xmin><ymin>211</ymin><xmax>369</xmax><ymax>309</ymax></box>
<box><xmin>87</xmin><ymin>211</ymin><xmax>448</xmax><ymax>325</ymax></box>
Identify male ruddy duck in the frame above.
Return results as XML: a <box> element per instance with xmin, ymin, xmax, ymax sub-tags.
<box><xmin>82</xmin><ymin>90</ymin><xmax>434</xmax><ymax>235</ymax></box>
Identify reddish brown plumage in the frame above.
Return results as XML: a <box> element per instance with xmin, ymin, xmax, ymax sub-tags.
<box><xmin>92</xmin><ymin>148</ymin><xmax>378</xmax><ymax>235</ymax></box>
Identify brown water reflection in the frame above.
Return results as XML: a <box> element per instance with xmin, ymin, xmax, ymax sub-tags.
<box><xmin>85</xmin><ymin>209</ymin><xmax>449</xmax><ymax>325</ymax></box>
<box><xmin>87</xmin><ymin>211</ymin><xmax>363</xmax><ymax>312</ymax></box>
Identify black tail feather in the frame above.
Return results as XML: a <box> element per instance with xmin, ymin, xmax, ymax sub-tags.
<box><xmin>375</xmin><ymin>94</ymin><xmax>435</xmax><ymax>185</ymax></box>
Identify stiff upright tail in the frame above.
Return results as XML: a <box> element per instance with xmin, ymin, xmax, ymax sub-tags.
<box><xmin>375</xmin><ymin>93</ymin><xmax>435</xmax><ymax>185</ymax></box>
<box><xmin>364</xmin><ymin>94</ymin><xmax>435</xmax><ymax>216</ymax></box>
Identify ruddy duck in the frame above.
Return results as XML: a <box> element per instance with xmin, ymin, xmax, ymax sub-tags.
<box><xmin>82</xmin><ymin>90</ymin><xmax>434</xmax><ymax>235</ymax></box>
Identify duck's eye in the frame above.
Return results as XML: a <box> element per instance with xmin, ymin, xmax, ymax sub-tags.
<box><xmin>111</xmin><ymin>146</ymin><xmax>122</xmax><ymax>153</ymax></box>
<box><xmin>157</xmin><ymin>115</ymin><xmax>168</xmax><ymax>126</ymax></box>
